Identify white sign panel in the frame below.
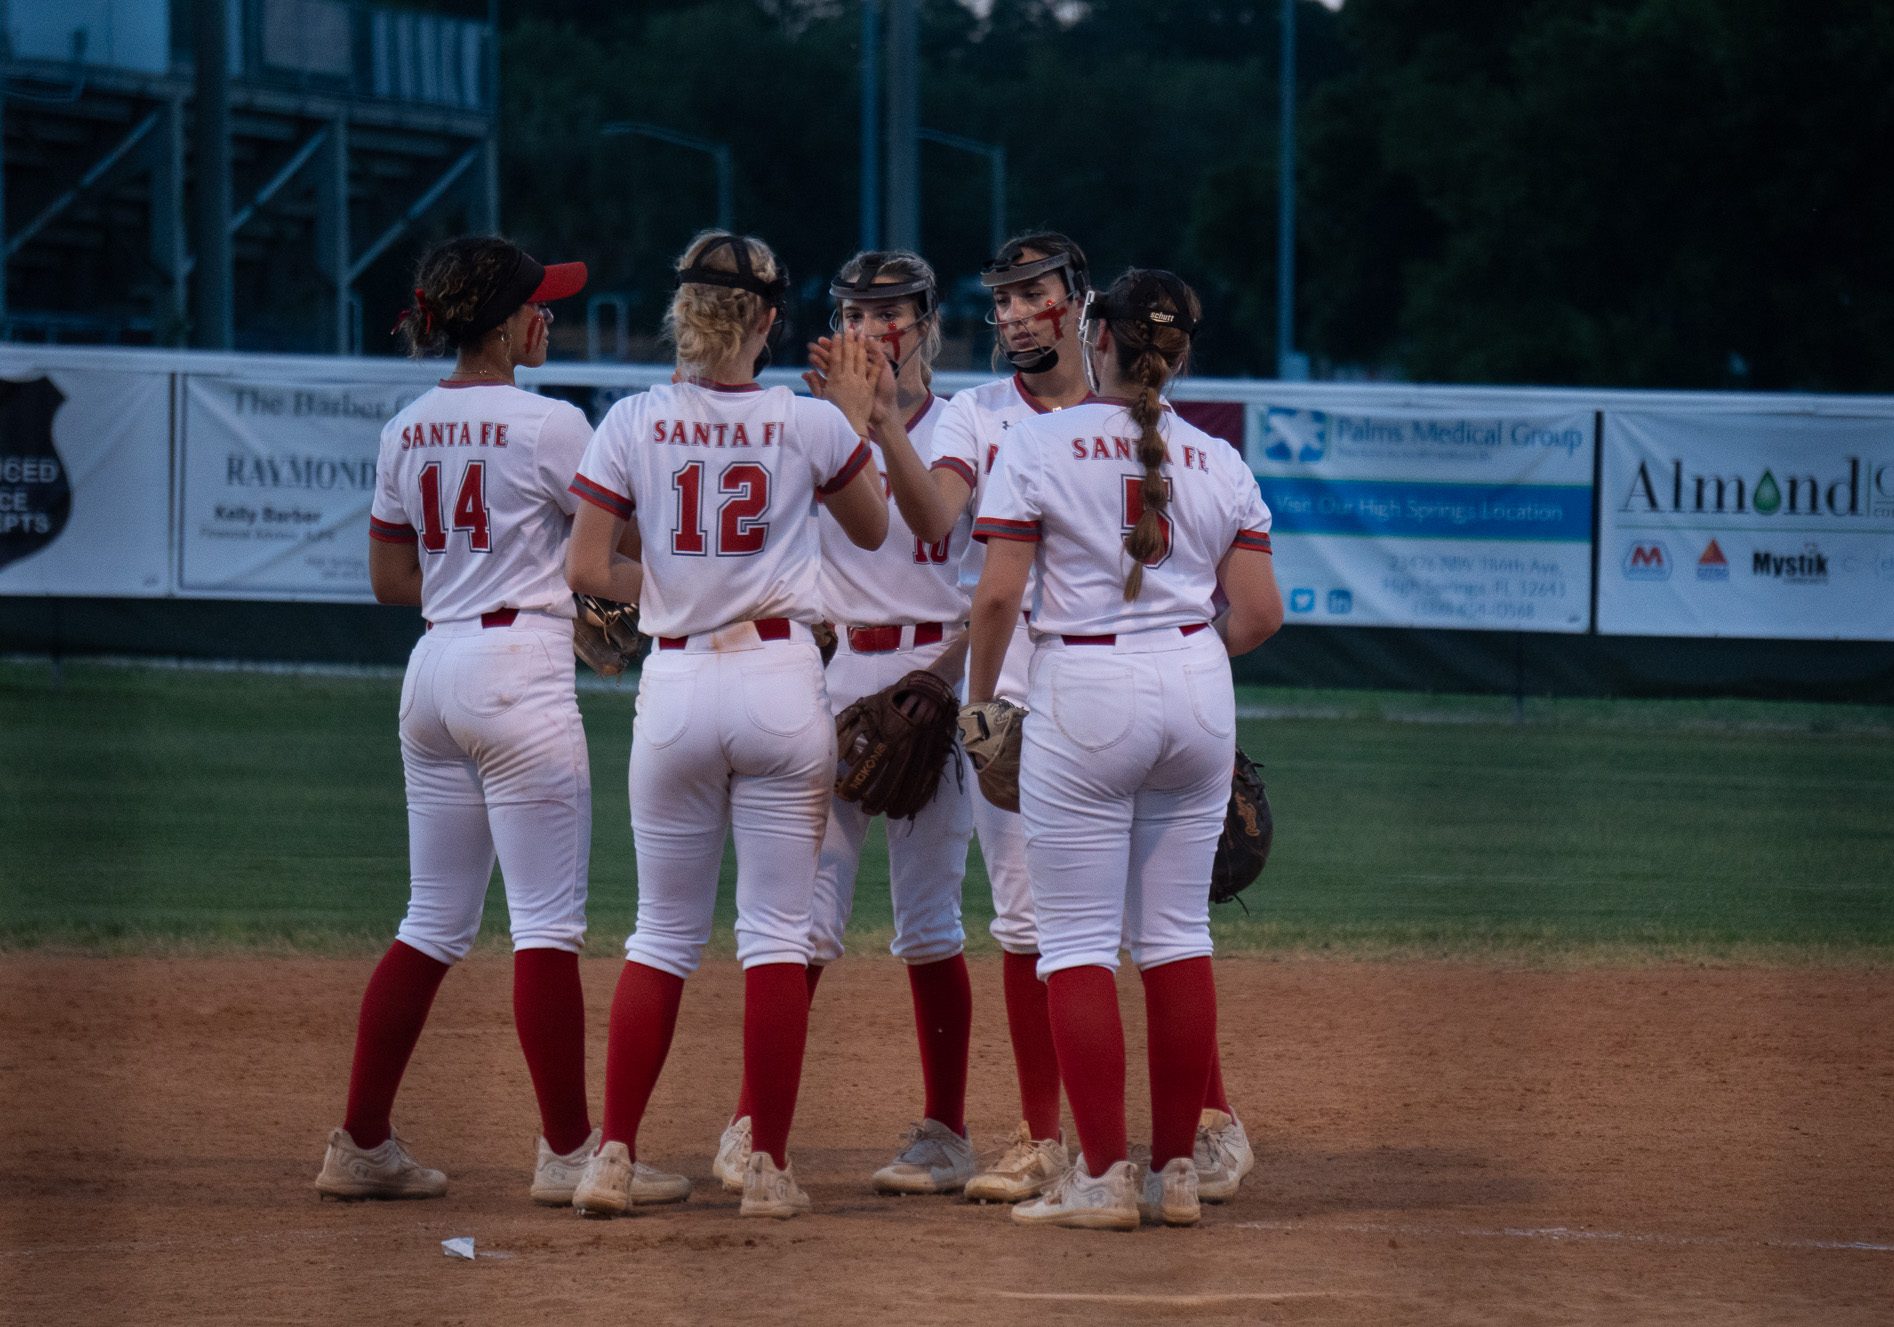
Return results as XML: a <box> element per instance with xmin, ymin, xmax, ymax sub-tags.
<box><xmin>1599</xmin><ymin>412</ymin><xmax>1894</xmax><ymax>639</ymax></box>
<box><xmin>178</xmin><ymin>375</ymin><xmax>428</xmax><ymax>600</ymax></box>
<box><xmin>0</xmin><ymin>364</ymin><xmax>172</xmax><ymax>596</ymax></box>
<box><xmin>1246</xmin><ymin>402</ymin><xmax>1595</xmax><ymax>632</ymax></box>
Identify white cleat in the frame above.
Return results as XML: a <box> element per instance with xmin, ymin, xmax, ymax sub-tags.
<box><xmin>740</xmin><ymin>1149</ymin><xmax>812</xmax><ymax>1220</ymax></box>
<box><xmin>713</xmin><ymin>1115</ymin><xmax>753</xmax><ymax>1194</ymax></box>
<box><xmin>872</xmin><ymin>1119</ymin><xmax>976</xmax><ymax>1195</ymax></box>
<box><xmin>1192</xmin><ymin>1109</ymin><xmax>1255</xmax><ymax>1203</ymax></box>
<box><xmin>314</xmin><ymin>1126</ymin><xmax>447</xmax><ymax>1201</ymax></box>
<box><xmin>570</xmin><ymin>1140</ymin><xmax>691</xmax><ymax>1217</ymax></box>
<box><xmin>531</xmin><ymin>1127</ymin><xmax>601</xmax><ymax>1206</ymax></box>
<box><xmin>965</xmin><ymin>1121</ymin><xmax>1069</xmax><ymax>1204</ymax></box>
<box><xmin>1141</xmin><ymin>1155</ymin><xmax>1202</xmax><ymax>1226</ymax></box>
<box><xmin>1011</xmin><ymin>1159</ymin><xmax>1142</xmax><ymax>1231</ymax></box>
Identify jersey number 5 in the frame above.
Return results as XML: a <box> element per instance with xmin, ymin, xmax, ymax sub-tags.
<box><xmin>673</xmin><ymin>459</ymin><xmax>771</xmax><ymax>557</ymax></box>
<box><xmin>417</xmin><ymin>460</ymin><xmax>491</xmax><ymax>554</ymax></box>
<box><xmin>1121</xmin><ymin>474</ymin><xmax>1173</xmax><ymax>567</ymax></box>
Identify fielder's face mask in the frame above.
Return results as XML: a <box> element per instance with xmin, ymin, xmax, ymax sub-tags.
<box><xmin>1077</xmin><ymin>282</ymin><xmax>1201</xmax><ymax>394</ymax></box>
<box><xmin>677</xmin><ymin>235</ymin><xmax>791</xmax><ymax>374</ymax></box>
<box><xmin>828</xmin><ymin>258</ymin><xmax>938</xmax><ymax>369</ymax></box>
<box><xmin>981</xmin><ymin>250</ymin><xmax>1086</xmax><ymax>373</ymax></box>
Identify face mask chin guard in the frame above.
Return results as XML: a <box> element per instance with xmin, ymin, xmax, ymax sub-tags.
<box><xmin>678</xmin><ymin>235</ymin><xmax>790</xmax><ymax>373</ymax></box>
<box><xmin>981</xmin><ymin>250</ymin><xmax>1086</xmax><ymax>374</ymax></box>
<box><xmin>1077</xmin><ymin>288</ymin><xmax>1201</xmax><ymax>394</ymax></box>
<box><xmin>828</xmin><ymin>260</ymin><xmax>937</xmax><ymax>368</ymax></box>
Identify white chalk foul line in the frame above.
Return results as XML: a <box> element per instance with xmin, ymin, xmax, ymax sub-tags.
<box><xmin>1234</xmin><ymin>1219</ymin><xmax>1894</xmax><ymax>1254</ymax></box>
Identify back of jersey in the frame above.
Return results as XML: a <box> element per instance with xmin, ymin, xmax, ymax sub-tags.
<box><xmin>572</xmin><ymin>382</ymin><xmax>869</xmax><ymax>639</ymax></box>
<box><xmin>371</xmin><ymin>382</ymin><xmax>594</xmax><ymax>623</ymax></box>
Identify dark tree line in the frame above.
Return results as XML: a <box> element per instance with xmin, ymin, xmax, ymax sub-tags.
<box><xmin>481</xmin><ymin>0</ymin><xmax>1893</xmax><ymax>391</ymax></box>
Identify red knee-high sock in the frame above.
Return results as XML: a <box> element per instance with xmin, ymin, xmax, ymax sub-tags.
<box><xmin>600</xmin><ymin>961</ymin><xmax>687</xmax><ymax>1158</ymax></box>
<box><xmin>1142</xmin><ymin>957</ymin><xmax>1218</xmax><ymax>1169</ymax></box>
<box><xmin>1045</xmin><ymin>966</ymin><xmax>1126</xmax><ymax>1171</ymax></box>
<box><xmin>1002</xmin><ymin>950</ymin><xmax>1063</xmax><ymax>1139</ymax></box>
<box><xmin>743</xmin><ymin>963</ymin><xmax>811</xmax><ymax>1167</ymax></box>
<box><xmin>1204</xmin><ymin>1044</ymin><xmax>1232</xmax><ymax>1115</ymax></box>
<box><xmin>906</xmin><ymin>954</ymin><xmax>971</xmax><ymax>1135</ymax></box>
<box><xmin>733</xmin><ymin>963</ymin><xmax>822</xmax><ymax>1124</ymax></box>
<box><xmin>343</xmin><ymin>940</ymin><xmax>451</xmax><ymax>1149</ymax></box>
<box><xmin>512</xmin><ymin>948</ymin><xmax>592</xmax><ymax>1156</ymax></box>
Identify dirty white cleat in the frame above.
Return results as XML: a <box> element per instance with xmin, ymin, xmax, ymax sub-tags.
<box><xmin>1192</xmin><ymin>1109</ymin><xmax>1255</xmax><ymax>1203</ymax></box>
<box><xmin>1141</xmin><ymin>1155</ymin><xmax>1202</xmax><ymax>1226</ymax></box>
<box><xmin>571</xmin><ymin>1140</ymin><xmax>691</xmax><ymax>1217</ymax></box>
<box><xmin>872</xmin><ymin>1119</ymin><xmax>976</xmax><ymax>1194</ymax></box>
<box><xmin>714</xmin><ymin>1115</ymin><xmax>753</xmax><ymax>1194</ymax></box>
<box><xmin>314</xmin><ymin>1126</ymin><xmax>447</xmax><ymax>1200</ymax></box>
<box><xmin>740</xmin><ymin>1148</ymin><xmax>812</xmax><ymax>1219</ymax></box>
<box><xmin>1011</xmin><ymin>1158</ymin><xmax>1141</xmax><ymax>1231</ymax></box>
<box><xmin>531</xmin><ymin>1127</ymin><xmax>601</xmax><ymax>1206</ymax></box>
<box><xmin>964</xmin><ymin>1121</ymin><xmax>1069</xmax><ymax>1204</ymax></box>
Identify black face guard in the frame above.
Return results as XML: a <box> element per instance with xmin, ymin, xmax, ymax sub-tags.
<box><xmin>981</xmin><ymin>251</ymin><xmax>1087</xmax><ymax>374</ymax></box>
<box><xmin>828</xmin><ymin>260</ymin><xmax>938</xmax><ymax>368</ymax></box>
<box><xmin>678</xmin><ymin>235</ymin><xmax>791</xmax><ymax>373</ymax></box>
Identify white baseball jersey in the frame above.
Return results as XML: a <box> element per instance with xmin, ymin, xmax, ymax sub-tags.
<box><xmin>370</xmin><ymin>381</ymin><xmax>593</xmax><ymax>623</ymax></box>
<box><xmin>818</xmin><ymin>394</ymin><xmax>970</xmax><ymax>625</ymax></box>
<box><xmin>929</xmin><ymin>373</ymin><xmax>1066</xmax><ymax>594</ymax></box>
<box><xmin>571</xmin><ymin>380</ymin><xmax>870</xmax><ymax>639</ymax></box>
<box><xmin>972</xmin><ymin>400</ymin><xmax>1272</xmax><ymax>638</ymax></box>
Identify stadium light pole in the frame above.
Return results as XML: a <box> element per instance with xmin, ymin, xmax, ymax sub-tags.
<box><xmin>1275</xmin><ymin>0</ymin><xmax>1307</xmax><ymax>380</ymax></box>
<box><xmin>917</xmin><ymin>128</ymin><xmax>1006</xmax><ymax>256</ymax></box>
<box><xmin>600</xmin><ymin>122</ymin><xmax>733</xmax><ymax>232</ymax></box>
<box><xmin>860</xmin><ymin>0</ymin><xmax>881</xmax><ymax>248</ymax></box>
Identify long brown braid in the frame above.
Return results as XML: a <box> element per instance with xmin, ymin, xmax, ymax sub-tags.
<box><xmin>395</xmin><ymin>236</ymin><xmax>523</xmax><ymax>357</ymax></box>
<box><xmin>1104</xmin><ymin>270</ymin><xmax>1201</xmax><ymax>600</ymax></box>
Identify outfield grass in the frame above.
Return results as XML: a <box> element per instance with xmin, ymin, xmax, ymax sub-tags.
<box><xmin>2</xmin><ymin>659</ymin><xmax>1890</xmax><ymax>960</ymax></box>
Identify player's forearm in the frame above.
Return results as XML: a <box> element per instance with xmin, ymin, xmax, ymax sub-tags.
<box><xmin>966</xmin><ymin>586</ymin><xmax>1019</xmax><ymax>702</ymax></box>
<box><xmin>874</xmin><ymin>416</ymin><xmax>956</xmax><ymax>543</ymax></box>
<box><xmin>1222</xmin><ymin>600</ymin><xmax>1282</xmax><ymax>656</ymax></box>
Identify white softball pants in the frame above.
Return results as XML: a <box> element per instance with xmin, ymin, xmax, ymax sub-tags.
<box><xmin>623</xmin><ymin>631</ymin><xmax>832</xmax><ymax>978</ymax></box>
<box><xmin>808</xmin><ymin>633</ymin><xmax>973</xmax><ymax>967</ymax></box>
<box><xmin>395</xmin><ymin>613</ymin><xmax>592</xmax><ymax>964</ymax></box>
<box><xmin>1020</xmin><ymin>626</ymin><xmax>1234</xmax><ymax>977</ymax></box>
<box><xmin>968</xmin><ymin>615</ymin><xmax>1040</xmax><ymax>954</ymax></box>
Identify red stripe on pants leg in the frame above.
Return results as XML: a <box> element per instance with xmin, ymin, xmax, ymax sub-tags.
<box><xmin>1045</xmin><ymin>965</ymin><xmax>1126</xmax><ymax>1171</ymax></box>
<box><xmin>600</xmin><ymin>961</ymin><xmax>686</xmax><ymax>1158</ymax></box>
<box><xmin>744</xmin><ymin>963</ymin><xmax>811</xmax><ymax>1168</ymax></box>
<box><xmin>1002</xmin><ymin>950</ymin><xmax>1063</xmax><ymax>1140</ymax></box>
<box><xmin>1141</xmin><ymin>956</ymin><xmax>1218</xmax><ymax>1169</ymax></box>
<box><xmin>512</xmin><ymin>948</ymin><xmax>592</xmax><ymax>1156</ymax></box>
<box><xmin>342</xmin><ymin>940</ymin><xmax>451</xmax><ymax>1150</ymax></box>
<box><xmin>907</xmin><ymin>954</ymin><xmax>971</xmax><ymax>1136</ymax></box>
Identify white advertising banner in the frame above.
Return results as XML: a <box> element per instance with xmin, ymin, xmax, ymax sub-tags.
<box><xmin>1599</xmin><ymin>412</ymin><xmax>1894</xmax><ymax>639</ymax></box>
<box><xmin>178</xmin><ymin>374</ymin><xmax>429</xmax><ymax>600</ymax></box>
<box><xmin>0</xmin><ymin>362</ymin><xmax>172</xmax><ymax>596</ymax></box>
<box><xmin>1246</xmin><ymin>402</ymin><xmax>1595</xmax><ymax>631</ymax></box>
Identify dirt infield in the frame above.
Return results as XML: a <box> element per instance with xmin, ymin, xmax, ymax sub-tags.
<box><xmin>2</xmin><ymin>954</ymin><xmax>1889</xmax><ymax>1326</ymax></box>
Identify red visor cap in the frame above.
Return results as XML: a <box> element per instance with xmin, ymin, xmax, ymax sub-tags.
<box><xmin>529</xmin><ymin>261</ymin><xmax>588</xmax><ymax>303</ymax></box>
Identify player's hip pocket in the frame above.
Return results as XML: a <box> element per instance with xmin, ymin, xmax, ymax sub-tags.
<box><xmin>1183</xmin><ymin>653</ymin><xmax>1236</xmax><ymax>738</ymax></box>
<box><xmin>1043</xmin><ymin>656</ymin><xmax>1136</xmax><ymax>753</ymax></box>
<box><xmin>457</xmin><ymin>638</ymin><xmax>547</xmax><ymax>718</ymax></box>
<box><xmin>742</xmin><ymin>653</ymin><xmax>826</xmax><ymax>738</ymax></box>
<box><xmin>634</xmin><ymin>662</ymin><xmax>695</xmax><ymax>749</ymax></box>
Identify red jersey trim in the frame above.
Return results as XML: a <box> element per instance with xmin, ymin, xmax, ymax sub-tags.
<box><xmin>1011</xmin><ymin>374</ymin><xmax>1054</xmax><ymax>415</ymax></box>
<box><xmin>436</xmin><ymin>378</ymin><xmax>512</xmax><ymax>389</ymax></box>
<box><xmin>684</xmin><ymin>377</ymin><xmax>764</xmax><ymax>392</ymax></box>
<box><xmin>368</xmin><ymin>516</ymin><xmax>418</xmax><ymax>544</ymax></box>
<box><xmin>930</xmin><ymin>455</ymin><xmax>977</xmax><ymax>488</ymax></box>
<box><xmin>1233</xmin><ymin>529</ymin><xmax>1273</xmax><ymax>554</ymax></box>
<box><xmin>818</xmin><ymin>441</ymin><xmax>873</xmax><ymax>496</ymax></box>
<box><xmin>972</xmin><ymin>516</ymin><xmax>1041</xmax><ymax>544</ymax></box>
<box><xmin>569</xmin><ymin>472</ymin><xmax>634</xmax><ymax>520</ymax></box>
<box><xmin>905</xmin><ymin>394</ymin><xmax>937</xmax><ymax>433</ymax></box>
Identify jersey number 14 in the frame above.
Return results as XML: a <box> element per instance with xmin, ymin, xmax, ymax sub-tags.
<box><xmin>417</xmin><ymin>460</ymin><xmax>491</xmax><ymax>553</ymax></box>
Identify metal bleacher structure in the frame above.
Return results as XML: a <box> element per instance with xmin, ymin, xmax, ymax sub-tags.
<box><xmin>0</xmin><ymin>0</ymin><xmax>495</xmax><ymax>353</ymax></box>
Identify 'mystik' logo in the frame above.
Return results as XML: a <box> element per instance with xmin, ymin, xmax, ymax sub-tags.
<box><xmin>1751</xmin><ymin>544</ymin><xmax>1829</xmax><ymax>584</ymax></box>
<box><xmin>1622</xmin><ymin>542</ymin><xmax>1669</xmax><ymax>580</ymax></box>
<box><xmin>0</xmin><ymin>377</ymin><xmax>71</xmax><ymax>572</ymax></box>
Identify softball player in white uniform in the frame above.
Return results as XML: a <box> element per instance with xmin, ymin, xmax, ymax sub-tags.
<box><xmin>564</xmin><ymin>231</ymin><xmax>890</xmax><ymax>1220</ymax></box>
<box><xmin>712</xmin><ymin>250</ymin><xmax>980</xmax><ymax>1195</ymax></box>
<box><xmin>316</xmin><ymin>237</ymin><xmax>600</xmax><ymax>1205</ymax></box>
<box><xmin>966</xmin><ymin>270</ymin><xmax>1283</xmax><ymax>1230</ymax></box>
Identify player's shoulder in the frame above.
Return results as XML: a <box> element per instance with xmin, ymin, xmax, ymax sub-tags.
<box><xmin>942</xmin><ymin>376</ymin><xmax>1021</xmax><ymax>416</ymax></box>
<box><xmin>787</xmin><ymin>390</ymin><xmax>852</xmax><ymax>432</ymax></box>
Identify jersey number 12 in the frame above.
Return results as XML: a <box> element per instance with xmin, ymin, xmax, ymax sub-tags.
<box><xmin>673</xmin><ymin>459</ymin><xmax>771</xmax><ymax>557</ymax></box>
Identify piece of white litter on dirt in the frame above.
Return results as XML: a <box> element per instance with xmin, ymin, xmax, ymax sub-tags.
<box><xmin>442</xmin><ymin>1237</ymin><xmax>475</xmax><ymax>1260</ymax></box>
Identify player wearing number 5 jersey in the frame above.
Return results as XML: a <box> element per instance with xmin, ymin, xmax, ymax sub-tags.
<box><xmin>316</xmin><ymin>236</ymin><xmax>599</xmax><ymax>1205</ymax></box>
<box><xmin>967</xmin><ymin>270</ymin><xmax>1283</xmax><ymax>1230</ymax></box>
<box><xmin>564</xmin><ymin>232</ymin><xmax>890</xmax><ymax>1220</ymax></box>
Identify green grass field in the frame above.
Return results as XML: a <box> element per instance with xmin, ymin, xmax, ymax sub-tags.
<box><xmin>3</xmin><ymin>659</ymin><xmax>1890</xmax><ymax>960</ymax></box>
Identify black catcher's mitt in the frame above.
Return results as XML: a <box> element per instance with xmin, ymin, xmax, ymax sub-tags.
<box><xmin>572</xmin><ymin>593</ymin><xmax>645</xmax><ymax>677</ymax></box>
<box><xmin>834</xmin><ymin>668</ymin><xmax>962</xmax><ymax>819</ymax></box>
<box><xmin>1210</xmin><ymin>745</ymin><xmax>1273</xmax><ymax>904</ymax></box>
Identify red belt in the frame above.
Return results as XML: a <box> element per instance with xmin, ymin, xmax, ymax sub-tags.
<box><xmin>846</xmin><ymin>622</ymin><xmax>945</xmax><ymax>653</ymax></box>
<box><xmin>1061</xmin><ymin>622</ymin><xmax>1209</xmax><ymax>646</ymax></box>
<box><xmin>427</xmin><ymin>608</ymin><xmax>518</xmax><ymax>631</ymax></box>
<box><xmin>658</xmin><ymin>617</ymin><xmax>791</xmax><ymax>651</ymax></box>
